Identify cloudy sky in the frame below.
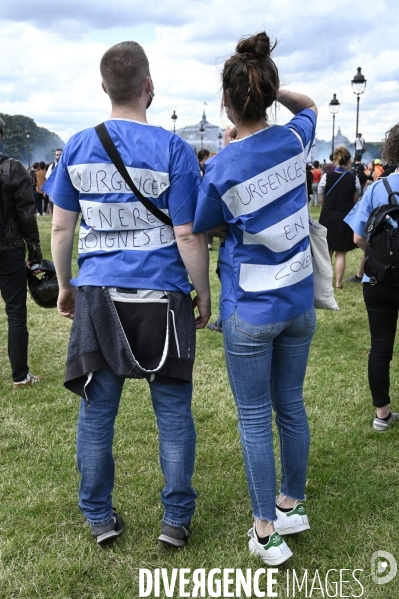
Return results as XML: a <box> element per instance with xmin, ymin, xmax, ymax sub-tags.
<box><xmin>1</xmin><ymin>0</ymin><xmax>398</xmax><ymax>144</ymax></box>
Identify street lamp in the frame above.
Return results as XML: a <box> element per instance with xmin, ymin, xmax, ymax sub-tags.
<box><xmin>199</xmin><ymin>123</ymin><xmax>205</xmax><ymax>150</ymax></box>
<box><xmin>25</xmin><ymin>130</ymin><xmax>31</xmax><ymax>168</ymax></box>
<box><xmin>329</xmin><ymin>93</ymin><xmax>340</xmax><ymax>156</ymax></box>
<box><xmin>218</xmin><ymin>131</ymin><xmax>222</xmax><ymax>152</ymax></box>
<box><xmin>351</xmin><ymin>67</ymin><xmax>366</xmax><ymax>139</ymax></box>
<box><xmin>171</xmin><ymin>110</ymin><xmax>177</xmax><ymax>133</ymax></box>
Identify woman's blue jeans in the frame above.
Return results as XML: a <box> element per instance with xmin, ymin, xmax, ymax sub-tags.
<box><xmin>223</xmin><ymin>308</ymin><xmax>316</xmax><ymax>522</ymax></box>
<box><xmin>77</xmin><ymin>369</ymin><xmax>197</xmax><ymax>527</ymax></box>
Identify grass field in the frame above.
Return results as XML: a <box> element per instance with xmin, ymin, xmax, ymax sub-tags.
<box><xmin>1</xmin><ymin>212</ymin><xmax>399</xmax><ymax>598</ymax></box>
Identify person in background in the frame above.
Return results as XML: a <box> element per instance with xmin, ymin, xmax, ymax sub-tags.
<box><xmin>0</xmin><ymin>117</ymin><xmax>43</xmax><ymax>388</ymax></box>
<box><xmin>30</xmin><ymin>162</ymin><xmax>41</xmax><ymax>215</ymax></box>
<box><xmin>45</xmin><ymin>149</ymin><xmax>63</xmax><ymax>214</ymax></box>
<box><xmin>197</xmin><ymin>149</ymin><xmax>210</xmax><ymax>176</ymax></box>
<box><xmin>345</xmin><ymin>157</ymin><xmax>374</xmax><ymax>284</ymax></box>
<box><xmin>344</xmin><ymin>122</ymin><xmax>399</xmax><ymax>431</ymax></box>
<box><xmin>311</xmin><ymin>160</ymin><xmax>322</xmax><ymax>206</ymax></box>
<box><xmin>45</xmin><ymin>149</ymin><xmax>63</xmax><ymax>180</ymax></box>
<box><xmin>324</xmin><ymin>153</ymin><xmax>335</xmax><ymax>174</ymax></box>
<box><xmin>373</xmin><ymin>158</ymin><xmax>384</xmax><ymax>181</ymax></box>
<box><xmin>318</xmin><ymin>146</ymin><xmax>360</xmax><ymax>289</ymax></box>
<box><xmin>306</xmin><ymin>164</ymin><xmax>313</xmax><ymax>203</ymax></box>
<box><xmin>352</xmin><ymin>155</ymin><xmax>372</xmax><ymax>195</ymax></box>
<box><xmin>197</xmin><ymin>149</ymin><xmax>213</xmax><ymax>249</ymax></box>
<box><xmin>35</xmin><ymin>161</ymin><xmax>47</xmax><ymax>214</ymax></box>
<box><xmin>353</xmin><ymin>132</ymin><xmax>365</xmax><ymax>161</ymax></box>
<box><xmin>194</xmin><ymin>31</ymin><xmax>317</xmax><ymax>566</ymax></box>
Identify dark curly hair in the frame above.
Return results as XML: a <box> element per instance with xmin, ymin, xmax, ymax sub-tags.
<box><xmin>222</xmin><ymin>31</ymin><xmax>279</xmax><ymax>123</ymax></box>
<box><xmin>381</xmin><ymin>123</ymin><xmax>399</xmax><ymax>166</ymax></box>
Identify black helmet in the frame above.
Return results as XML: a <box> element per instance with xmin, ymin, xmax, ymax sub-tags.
<box><xmin>27</xmin><ymin>259</ymin><xmax>59</xmax><ymax>308</ymax></box>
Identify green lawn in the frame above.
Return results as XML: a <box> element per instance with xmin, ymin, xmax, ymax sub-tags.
<box><xmin>1</xmin><ymin>213</ymin><xmax>398</xmax><ymax>598</ymax></box>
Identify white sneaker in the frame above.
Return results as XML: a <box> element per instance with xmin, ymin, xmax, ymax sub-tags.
<box><xmin>274</xmin><ymin>500</ymin><xmax>310</xmax><ymax>536</ymax></box>
<box><xmin>373</xmin><ymin>411</ymin><xmax>399</xmax><ymax>432</ymax></box>
<box><xmin>248</xmin><ymin>526</ymin><xmax>292</xmax><ymax>566</ymax></box>
<box><xmin>13</xmin><ymin>372</ymin><xmax>43</xmax><ymax>389</ymax></box>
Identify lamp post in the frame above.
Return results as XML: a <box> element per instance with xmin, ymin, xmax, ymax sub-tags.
<box><xmin>351</xmin><ymin>67</ymin><xmax>366</xmax><ymax>139</ymax></box>
<box><xmin>329</xmin><ymin>93</ymin><xmax>340</xmax><ymax>156</ymax></box>
<box><xmin>25</xmin><ymin>130</ymin><xmax>31</xmax><ymax>168</ymax></box>
<box><xmin>171</xmin><ymin>110</ymin><xmax>177</xmax><ymax>133</ymax></box>
<box><xmin>218</xmin><ymin>131</ymin><xmax>222</xmax><ymax>152</ymax></box>
<box><xmin>199</xmin><ymin>123</ymin><xmax>205</xmax><ymax>150</ymax></box>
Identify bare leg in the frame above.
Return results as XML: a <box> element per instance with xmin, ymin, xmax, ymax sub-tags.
<box><xmin>357</xmin><ymin>256</ymin><xmax>365</xmax><ymax>278</ymax></box>
<box><xmin>376</xmin><ymin>405</ymin><xmax>390</xmax><ymax>419</ymax></box>
<box><xmin>335</xmin><ymin>251</ymin><xmax>346</xmax><ymax>288</ymax></box>
<box><xmin>256</xmin><ymin>518</ymin><xmax>275</xmax><ymax>537</ymax></box>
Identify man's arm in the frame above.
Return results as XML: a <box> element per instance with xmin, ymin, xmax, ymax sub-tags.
<box><xmin>174</xmin><ymin>222</ymin><xmax>211</xmax><ymax>329</ymax></box>
<box><xmin>51</xmin><ymin>205</ymin><xmax>79</xmax><ymax>319</ymax></box>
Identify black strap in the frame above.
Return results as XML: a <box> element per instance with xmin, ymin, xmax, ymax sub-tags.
<box><xmin>94</xmin><ymin>123</ymin><xmax>173</xmax><ymax>227</ymax></box>
<box><xmin>382</xmin><ymin>177</ymin><xmax>399</xmax><ymax>206</ymax></box>
<box><xmin>325</xmin><ymin>171</ymin><xmax>348</xmax><ymax>198</ymax></box>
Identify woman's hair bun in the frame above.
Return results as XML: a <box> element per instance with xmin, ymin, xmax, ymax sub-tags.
<box><xmin>333</xmin><ymin>145</ymin><xmax>351</xmax><ymax>166</ymax></box>
<box><xmin>236</xmin><ymin>32</ymin><xmax>275</xmax><ymax>59</ymax></box>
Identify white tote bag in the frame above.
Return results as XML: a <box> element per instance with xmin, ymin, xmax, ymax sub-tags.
<box><xmin>309</xmin><ymin>218</ymin><xmax>339</xmax><ymax>310</ymax></box>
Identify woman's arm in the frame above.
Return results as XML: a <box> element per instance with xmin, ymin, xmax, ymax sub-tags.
<box><xmin>174</xmin><ymin>222</ymin><xmax>211</xmax><ymax>329</ymax></box>
<box><xmin>354</xmin><ymin>233</ymin><xmax>366</xmax><ymax>251</ymax></box>
<box><xmin>277</xmin><ymin>90</ymin><xmax>318</xmax><ymax>116</ymax></box>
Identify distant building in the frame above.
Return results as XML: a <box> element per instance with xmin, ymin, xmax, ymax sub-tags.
<box><xmin>332</xmin><ymin>127</ymin><xmax>350</xmax><ymax>148</ymax></box>
<box><xmin>175</xmin><ymin>111</ymin><xmax>224</xmax><ymax>154</ymax></box>
<box><xmin>312</xmin><ymin>127</ymin><xmax>381</xmax><ymax>164</ymax></box>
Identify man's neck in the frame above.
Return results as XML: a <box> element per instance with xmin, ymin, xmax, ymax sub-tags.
<box><xmin>109</xmin><ymin>103</ymin><xmax>148</xmax><ymax>124</ymax></box>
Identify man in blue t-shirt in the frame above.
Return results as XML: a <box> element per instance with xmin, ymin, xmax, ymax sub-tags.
<box><xmin>46</xmin><ymin>41</ymin><xmax>210</xmax><ymax>546</ymax></box>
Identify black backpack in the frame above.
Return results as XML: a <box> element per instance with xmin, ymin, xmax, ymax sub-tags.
<box><xmin>364</xmin><ymin>178</ymin><xmax>399</xmax><ymax>285</ymax></box>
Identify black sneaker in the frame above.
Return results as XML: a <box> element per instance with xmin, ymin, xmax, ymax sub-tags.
<box><xmin>90</xmin><ymin>512</ymin><xmax>123</xmax><ymax>544</ymax></box>
<box><xmin>158</xmin><ymin>521</ymin><xmax>190</xmax><ymax>548</ymax></box>
<box><xmin>344</xmin><ymin>274</ymin><xmax>362</xmax><ymax>283</ymax></box>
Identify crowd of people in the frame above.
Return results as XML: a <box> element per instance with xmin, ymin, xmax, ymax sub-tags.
<box><xmin>2</xmin><ymin>31</ymin><xmax>399</xmax><ymax>571</ymax></box>
<box><xmin>27</xmin><ymin>149</ymin><xmax>63</xmax><ymax>215</ymax></box>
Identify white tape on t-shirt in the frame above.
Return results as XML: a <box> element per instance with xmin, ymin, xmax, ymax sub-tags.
<box><xmin>239</xmin><ymin>244</ymin><xmax>313</xmax><ymax>292</ymax></box>
<box><xmin>242</xmin><ymin>204</ymin><xmax>309</xmax><ymax>252</ymax></box>
<box><xmin>222</xmin><ymin>150</ymin><xmax>306</xmax><ymax>218</ymax></box>
<box><xmin>78</xmin><ymin>225</ymin><xmax>175</xmax><ymax>254</ymax></box>
<box><xmin>68</xmin><ymin>163</ymin><xmax>170</xmax><ymax>196</ymax></box>
<box><xmin>79</xmin><ymin>200</ymin><xmax>170</xmax><ymax>231</ymax></box>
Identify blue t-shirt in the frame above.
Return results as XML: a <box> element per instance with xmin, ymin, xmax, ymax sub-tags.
<box><xmin>43</xmin><ymin>119</ymin><xmax>200</xmax><ymax>293</ymax></box>
<box><xmin>193</xmin><ymin>108</ymin><xmax>316</xmax><ymax>325</ymax></box>
<box><xmin>344</xmin><ymin>173</ymin><xmax>399</xmax><ymax>283</ymax></box>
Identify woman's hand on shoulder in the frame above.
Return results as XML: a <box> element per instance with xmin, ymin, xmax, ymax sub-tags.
<box><xmin>223</xmin><ymin>128</ymin><xmax>238</xmax><ymax>145</ymax></box>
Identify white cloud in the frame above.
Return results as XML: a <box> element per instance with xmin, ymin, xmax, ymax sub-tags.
<box><xmin>0</xmin><ymin>0</ymin><xmax>398</xmax><ymax>145</ymax></box>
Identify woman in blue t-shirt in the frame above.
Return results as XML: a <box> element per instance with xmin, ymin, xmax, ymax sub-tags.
<box><xmin>345</xmin><ymin>123</ymin><xmax>399</xmax><ymax>432</ymax></box>
<box><xmin>193</xmin><ymin>31</ymin><xmax>318</xmax><ymax>565</ymax></box>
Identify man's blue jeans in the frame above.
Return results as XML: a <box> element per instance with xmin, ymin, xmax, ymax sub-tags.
<box><xmin>77</xmin><ymin>369</ymin><xmax>197</xmax><ymax>527</ymax></box>
<box><xmin>223</xmin><ymin>308</ymin><xmax>316</xmax><ymax>523</ymax></box>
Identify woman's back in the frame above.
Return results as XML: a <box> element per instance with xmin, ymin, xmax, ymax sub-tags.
<box><xmin>195</xmin><ymin>108</ymin><xmax>316</xmax><ymax>325</ymax></box>
<box><xmin>322</xmin><ymin>170</ymin><xmax>356</xmax><ymax>215</ymax></box>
